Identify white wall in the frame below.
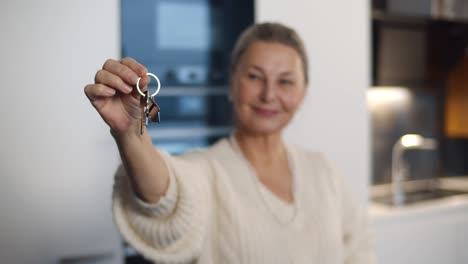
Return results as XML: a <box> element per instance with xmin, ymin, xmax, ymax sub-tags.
<box><xmin>0</xmin><ymin>1</ymin><xmax>122</xmax><ymax>263</ymax></box>
<box><xmin>256</xmin><ymin>0</ymin><xmax>371</xmax><ymax>201</ymax></box>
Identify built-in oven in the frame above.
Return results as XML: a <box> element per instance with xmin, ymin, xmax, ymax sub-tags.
<box><xmin>121</xmin><ymin>0</ymin><xmax>253</xmax><ymax>155</ymax></box>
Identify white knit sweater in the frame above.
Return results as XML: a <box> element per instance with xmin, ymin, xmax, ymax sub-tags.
<box><xmin>112</xmin><ymin>136</ymin><xmax>376</xmax><ymax>264</ymax></box>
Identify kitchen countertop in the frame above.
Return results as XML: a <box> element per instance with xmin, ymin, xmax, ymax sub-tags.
<box><xmin>369</xmin><ymin>176</ymin><xmax>468</xmax><ymax>222</ymax></box>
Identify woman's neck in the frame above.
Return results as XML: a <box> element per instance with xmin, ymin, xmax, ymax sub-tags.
<box><xmin>234</xmin><ymin>130</ymin><xmax>287</xmax><ymax>167</ymax></box>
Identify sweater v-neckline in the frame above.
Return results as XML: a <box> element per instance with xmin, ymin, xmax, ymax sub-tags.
<box><xmin>228</xmin><ymin>135</ymin><xmax>301</xmax><ymax>225</ymax></box>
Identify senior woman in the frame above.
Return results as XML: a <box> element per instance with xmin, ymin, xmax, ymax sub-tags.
<box><xmin>85</xmin><ymin>22</ymin><xmax>375</xmax><ymax>263</ymax></box>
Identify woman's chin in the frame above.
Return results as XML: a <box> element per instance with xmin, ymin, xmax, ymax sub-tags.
<box><xmin>241</xmin><ymin>120</ymin><xmax>287</xmax><ymax>135</ymax></box>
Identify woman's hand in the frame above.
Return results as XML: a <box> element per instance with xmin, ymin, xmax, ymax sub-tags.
<box><xmin>84</xmin><ymin>57</ymin><xmax>150</xmax><ymax>135</ymax></box>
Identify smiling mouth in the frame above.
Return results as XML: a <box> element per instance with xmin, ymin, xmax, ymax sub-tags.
<box><xmin>252</xmin><ymin>106</ymin><xmax>279</xmax><ymax>117</ymax></box>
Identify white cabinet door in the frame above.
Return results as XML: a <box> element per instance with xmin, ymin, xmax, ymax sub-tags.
<box><xmin>373</xmin><ymin>216</ymin><xmax>457</xmax><ymax>264</ymax></box>
<box><xmin>455</xmin><ymin>213</ymin><xmax>468</xmax><ymax>263</ymax></box>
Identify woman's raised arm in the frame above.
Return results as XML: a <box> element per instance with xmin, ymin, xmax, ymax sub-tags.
<box><xmin>84</xmin><ymin>57</ymin><xmax>169</xmax><ymax>203</ymax></box>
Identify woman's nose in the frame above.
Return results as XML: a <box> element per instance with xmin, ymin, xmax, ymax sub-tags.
<box><xmin>260</xmin><ymin>81</ymin><xmax>276</xmax><ymax>102</ymax></box>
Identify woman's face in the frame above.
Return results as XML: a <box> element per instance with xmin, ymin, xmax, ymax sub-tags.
<box><xmin>231</xmin><ymin>41</ymin><xmax>306</xmax><ymax>135</ymax></box>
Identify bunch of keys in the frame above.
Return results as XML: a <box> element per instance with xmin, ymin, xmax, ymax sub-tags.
<box><xmin>136</xmin><ymin>72</ymin><xmax>161</xmax><ymax>135</ymax></box>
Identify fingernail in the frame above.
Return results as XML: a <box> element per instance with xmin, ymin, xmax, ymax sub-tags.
<box><xmin>133</xmin><ymin>75</ymin><xmax>140</xmax><ymax>85</ymax></box>
<box><xmin>105</xmin><ymin>89</ymin><xmax>116</xmax><ymax>96</ymax></box>
<box><xmin>125</xmin><ymin>84</ymin><xmax>133</xmax><ymax>92</ymax></box>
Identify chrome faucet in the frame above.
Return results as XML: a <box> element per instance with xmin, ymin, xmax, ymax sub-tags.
<box><xmin>391</xmin><ymin>134</ymin><xmax>438</xmax><ymax>206</ymax></box>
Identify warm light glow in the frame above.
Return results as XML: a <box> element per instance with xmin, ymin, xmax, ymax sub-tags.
<box><xmin>401</xmin><ymin>134</ymin><xmax>424</xmax><ymax>147</ymax></box>
<box><xmin>367</xmin><ymin>87</ymin><xmax>411</xmax><ymax>106</ymax></box>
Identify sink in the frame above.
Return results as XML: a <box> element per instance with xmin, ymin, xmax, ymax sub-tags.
<box><xmin>371</xmin><ymin>179</ymin><xmax>468</xmax><ymax>206</ymax></box>
<box><xmin>373</xmin><ymin>188</ymin><xmax>467</xmax><ymax>206</ymax></box>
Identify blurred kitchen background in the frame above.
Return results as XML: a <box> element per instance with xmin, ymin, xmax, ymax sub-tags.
<box><xmin>369</xmin><ymin>1</ymin><xmax>468</xmax><ymax>264</ymax></box>
<box><xmin>0</xmin><ymin>0</ymin><xmax>467</xmax><ymax>263</ymax></box>
<box><xmin>370</xmin><ymin>0</ymin><xmax>468</xmax><ymax>184</ymax></box>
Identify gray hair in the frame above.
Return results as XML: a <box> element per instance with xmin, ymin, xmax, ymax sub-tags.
<box><xmin>230</xmin><ymin>22</ymin><xmax>309</xmax><ymax>84</ymax></box>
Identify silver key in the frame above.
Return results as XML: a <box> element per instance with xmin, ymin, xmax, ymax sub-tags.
<box><xmin>140</xmin><ymin>91</ymin><xmax>161</xmax><ymax>135</ymax></box>
<box><xmin>147</xmin><ymin>96</ymin><xmax>161</xmax><ymax>123</ymax></box>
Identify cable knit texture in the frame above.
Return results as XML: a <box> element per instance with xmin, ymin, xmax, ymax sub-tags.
<box><xmin>112</xmin><ymin>137</ymin><xmax>376</xmax><ymax>264</ymax></box>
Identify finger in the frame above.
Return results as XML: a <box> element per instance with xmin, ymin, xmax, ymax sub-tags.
<box><xmin>138</xmin><ymin>75</ymin><xmax>151</xmax><ymax>92</ymax></box>
<box><xmin>84</xmin><ymin>83</ymin><xmax>116</xmax><ymax>102</ymax></box>
<box><xmin>102</xmin><ymin>58</ymin><xmax>139</xmax><ymax>86</ymax></box>
<box><xmin>95</xmin><ymin>69</ymin><xmax>133</xmax><ymax>94</ymax></box>
<box><xmin>120</xmin><ymin>57</ymin><xmax>151</xmax><ymax>89</ymax></box>
<box><xmin>120</xmin><ymin>57</ymin><xmax>147</xmax><ymax>76</ymax></box>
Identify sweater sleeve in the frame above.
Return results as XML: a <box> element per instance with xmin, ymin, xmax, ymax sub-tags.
<box><xmin>340</xmin><ymin>181</ymin><xmax>377</xmax><ymax>264</ymax></box>
<box><xmin>322</xmin><ymin>156</ymin><xmax>377</xmax><ymax>264</ymax></box>
<box><xmin>112</xmin><ymin>149</ymin><xmax>212</xmax><ymax>264</ymax></box>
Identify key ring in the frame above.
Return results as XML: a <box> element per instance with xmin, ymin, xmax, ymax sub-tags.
<box><xmin>136</xmin><ymin>72</ymin><xmax>161</xmax><ymax>97</ymax></box>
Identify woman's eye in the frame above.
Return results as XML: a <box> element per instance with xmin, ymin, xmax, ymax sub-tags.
<box><xmin>279</xmin><ymin>79</ymin><xmax>294</xmax><ymax>86</ymax></box>
<box><xmin>248</xmin><ymin>73</ymin><xmax>260</xmax><ymax>80</ymax></box>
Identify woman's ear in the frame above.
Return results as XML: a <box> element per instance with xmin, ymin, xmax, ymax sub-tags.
<box><xmin>228</xmin><ymin>71</ymin><xmax>237</xmax><ymax>103</ymax></box>
<box><xmin>228</xmin><ymin>85</ymin><xmax>236</xmax><ymax>103</ymax></box>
